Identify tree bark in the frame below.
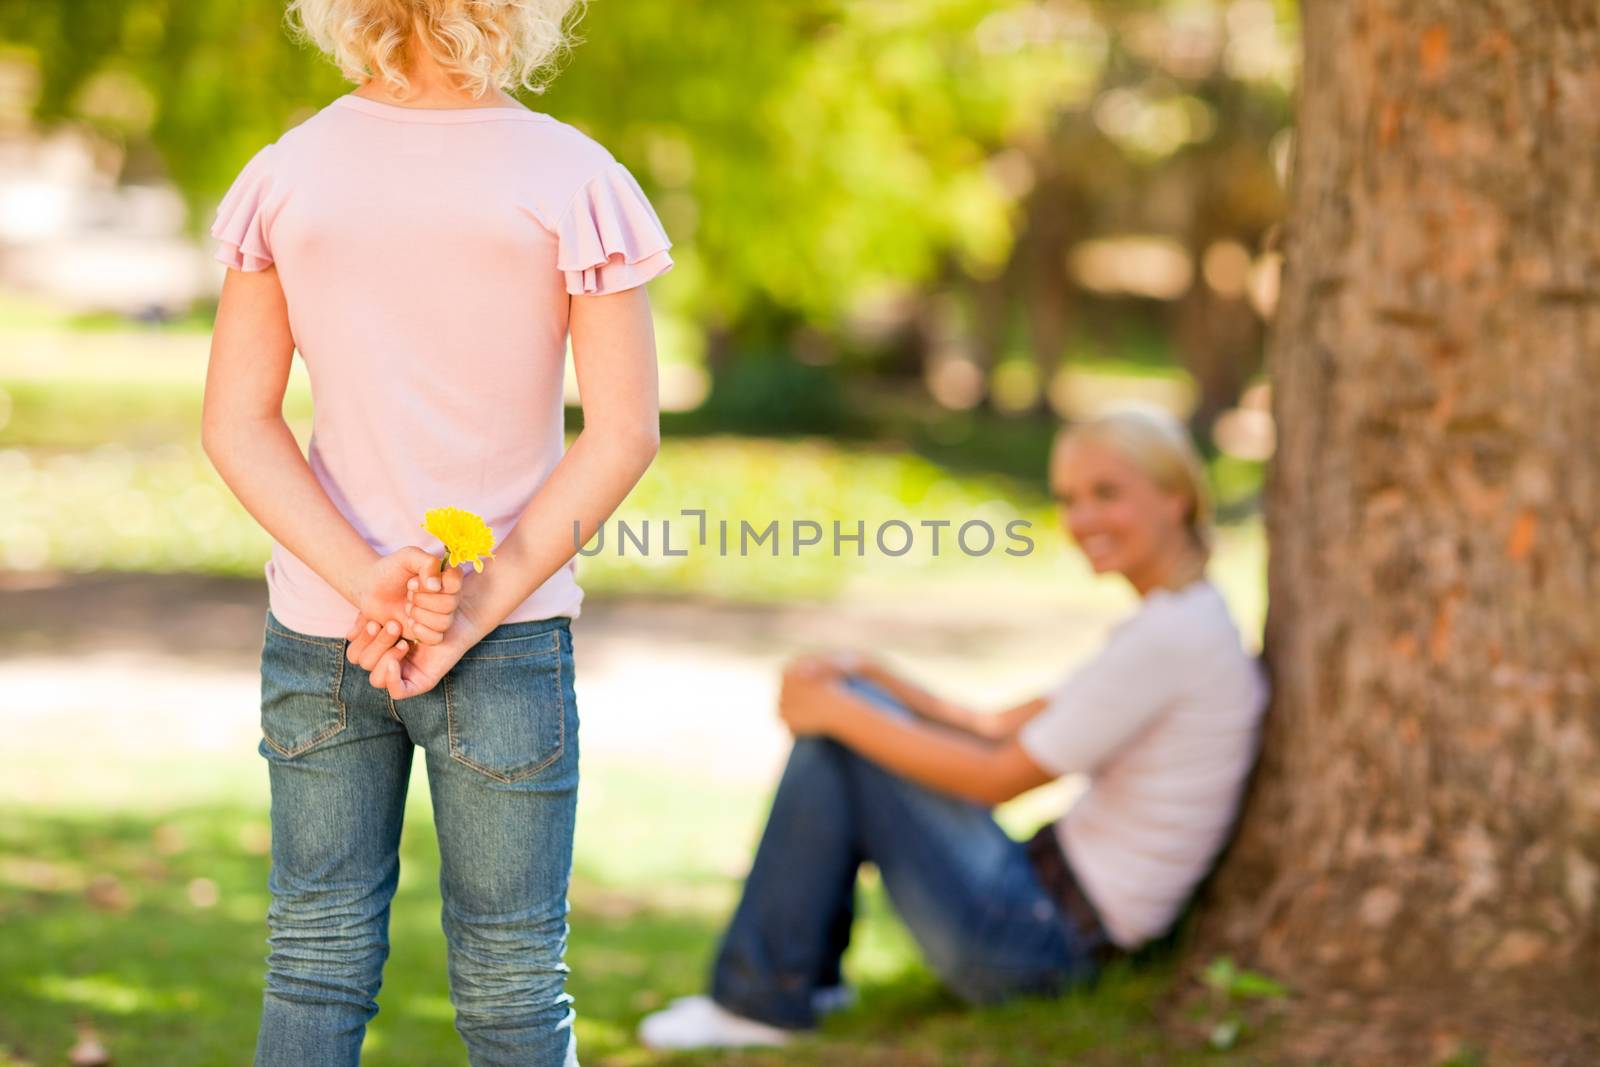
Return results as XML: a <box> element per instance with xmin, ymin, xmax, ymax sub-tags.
<box><xmin>1200</xmin><ymin>0</ymin><xmax>1600</xmax><ymax>1050</ymax></box>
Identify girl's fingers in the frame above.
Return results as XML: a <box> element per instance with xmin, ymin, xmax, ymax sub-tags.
<box><xmin>406</xmin><ymin>604</ymin><xmax>452</xmax><ymax>631</ymax></box>
<box><xmin>346</xmin><ymin>618</ymin><xmax>381</xmax><ymax>662</ymax></box>
<box><xmin>387</xmin><ymin>646</ymin><xmax>421</xmax><ymax>699</ymax></box>
<box><xmin>407</xmin><ymin>620</ymin><xmax>443</xmax><ymax>644</ymax></box>
<box><xmin>441</xmin><ymin>568</ymin><xmax>462</xmax><ymax>595</ymax></box>
<box><xmin>373</xmin><ymin>641</ymin><xmax>407</xmax><ymax>690</ymax></box>
<box><xmin>387</xmin><ymin>641</ymin><xmax>408</xmax><ymax>686</ymax></box>
<box><xmin>358</xmin><ymin>621</ymin><xmax>403</xmax><ymax>671</ymax></box>
<box><xmin>388</xmin><ymin>640</ymin><xmax>408</xmax><ymax>685</ymax></box>
<box><xmin>415</xmin><ymin>565</ymin><xmax>445</xmax><ymax>593</ymax></box>
<box><xmin>409</xmin><ymin>590</ymin><xmax>457</xmax><ymax>613</ymax></box>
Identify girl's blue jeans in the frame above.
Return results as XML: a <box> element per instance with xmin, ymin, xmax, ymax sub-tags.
<box><xmin>709</xmin><ymin>675</ymin><xmax>1105</xmax><ymax>1029</ymax></box>
<box><xmin>252</xmin><ymin>609</ymin><xmax>580</xmax><ymax>1067</ymax></box>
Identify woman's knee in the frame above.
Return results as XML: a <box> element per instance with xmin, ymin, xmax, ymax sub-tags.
<box><xmin>787</xmin><ymin>734</ymin><xmax>849</xmax><ymax>766</ymax></box>
<box><xmin>774</xmin><ymin>734</ymin><xmax>859</xmax><ymax>790</ymax></box>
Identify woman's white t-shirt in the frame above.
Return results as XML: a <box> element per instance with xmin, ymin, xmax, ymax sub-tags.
<box><xmin>1017</xmin><ymin>578</ymin><xmax>1268</xmax><ymax>949</ymax></box>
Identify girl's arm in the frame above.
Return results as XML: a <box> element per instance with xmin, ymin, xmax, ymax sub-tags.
<box><xmin>447</xmin><ymin>284</ymin><xmax>662</xmax><ymax>635</ymax></box>
<box><xmin>202</xmin><ymin>267</ymin><xmax>437</xmax><ymax>626</ymax></box>
<box><xmin>363</xmin><ymin>286</ymin><xmax>662</xmax><ymax>700</ymax></box>
<box><xmin>778</xmin><ymin>664</ymin><xmax>1057</xmax><ymax>807</ymax></box>
<box><xmin>357</xmin><ymin>283</ymin><xmax>663</xmax><ymax>697</ymax></box>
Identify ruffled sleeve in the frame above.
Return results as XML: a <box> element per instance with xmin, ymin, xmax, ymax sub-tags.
<box><xmin>556</xmin><ymin>160</ymin><xmax>674</xmax><ymax>296</ymax></box>
<box><xmin>210</xmin><ymin>143</ymin><xmax>277</xmax><ymax>272</ymax></box>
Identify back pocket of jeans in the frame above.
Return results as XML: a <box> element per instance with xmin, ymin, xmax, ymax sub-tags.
<box><xmin>259</xmin><ymin>623</ymin><xmax>348</xmax><ymax>758</ymax></box>
<box><xmin>443</xmin><ymin>627</ymin><xmax>567</xmax><ymax>783</ymax></box>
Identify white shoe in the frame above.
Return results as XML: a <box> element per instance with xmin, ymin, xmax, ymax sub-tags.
<box><xmin>637</xmin><ymin>994</ymin><xmax>800</xmax><ymax>1049</ymax></box>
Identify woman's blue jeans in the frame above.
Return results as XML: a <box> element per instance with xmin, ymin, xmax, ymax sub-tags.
<box><xmin>252</xmin><ymin>609</ymin><xmax>580</xmax><ymax>1067</ymax></box>
<box><xmin>709</xmin><ymin>675</ymin><xmax>1105</xmax><ymax>1029</ymax></box>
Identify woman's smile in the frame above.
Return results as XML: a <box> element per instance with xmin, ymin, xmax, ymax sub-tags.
<box><xmin>1076</xmin><ymin>532</ymin><xmax>1121</xmax><ymax>568</ymax></box>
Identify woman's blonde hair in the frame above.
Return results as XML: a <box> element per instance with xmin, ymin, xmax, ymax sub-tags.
<box><xmin>1057</xmin><ymin>405</ymin><xmax>1214</xmax><ymax>584</ymax></box>
<box><xmin>286</xmin><ymin>0</ymin><xmax>588</xmax><ymax>98</ymax></box>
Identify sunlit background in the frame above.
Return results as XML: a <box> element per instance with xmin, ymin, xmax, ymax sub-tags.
<box><xmin>1</xmin><ymin>2</ymin><xmax>1297</xmax><ymax>1063</ymax></box>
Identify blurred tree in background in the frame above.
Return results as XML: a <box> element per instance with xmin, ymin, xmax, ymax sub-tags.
<box><xmin>0</xmin><ymin>0</ymin><xmax>1296</xmax><ymax>444</ymax></box>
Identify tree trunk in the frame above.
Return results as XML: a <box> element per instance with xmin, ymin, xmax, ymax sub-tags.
<box><xmin>1200</xmin><ymin>0</ymin><xmax>1600</xmax><ymax>1055</ymax></box>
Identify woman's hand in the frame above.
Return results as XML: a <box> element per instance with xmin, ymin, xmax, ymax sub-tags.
<box><xmin>784</xmin><ymin>649</ymin><xmax>879</xmax><ymax>685</ymax></box>
<box><xmin>777</xmin><ymin>659</ymin><xmax>853</xmax><ymax>737</ymax></box>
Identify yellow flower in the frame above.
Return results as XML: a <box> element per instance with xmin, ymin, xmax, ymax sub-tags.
<box><xmin>421</xmin><ymin>506</ymin><xmax>498</xmax><ymax>573</ymax></box>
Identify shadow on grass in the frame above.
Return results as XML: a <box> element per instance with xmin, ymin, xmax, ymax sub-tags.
<box><xmin>1</xmin><ymin>804</ymin><xmax>1268</xmax><ymax>1067</ymax></box>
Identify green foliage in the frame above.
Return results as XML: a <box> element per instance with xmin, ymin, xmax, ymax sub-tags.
<box><xmin>1198</xmin><ymin>956</ymin><xmax>1289</xmax><ymax>1054</ymax></box>
<box><xmin>1432</xmin><ymin>1049</ymin><xmax>1487</xmax><ymax>1067</ymax></box>
<box><xmin>1</xmin><ymin>1</ymin><xmax>1298</xmax><ymax>373</ymax></box>
<box><xmin>1202</xmin><ymin>956</ymin><xmax>1289</xmax><ymax>1002</ymax></box>
<box><xmin>689</xmin><ymin>354</ymin><xmax>856</xmax><ymax>436</ymax></box>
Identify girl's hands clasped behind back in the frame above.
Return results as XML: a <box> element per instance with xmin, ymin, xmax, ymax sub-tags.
<box><xmin>351</xmin><ymin>548</ymin><xmax>461</xmax><ymax>644</ymax></box>
<box><xmin>358</xmin><ymin>617</ymin><xmax>482</xmax><ymax>701</ymax></box>
<box><xmin>345</xmin><ymin>548</ymin><xmax>467</xmax><ymax>696</ymax></box>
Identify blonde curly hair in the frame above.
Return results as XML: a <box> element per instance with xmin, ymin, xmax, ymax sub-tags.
<box><xmin>286</xmin><ymin>0</ymin><xmax>588</xmax><ymax>98</ymax></box>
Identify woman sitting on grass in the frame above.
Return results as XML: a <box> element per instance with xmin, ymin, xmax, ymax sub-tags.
<box><xmin>639</xmin><ymin>406</ymin><xmax>1269</xmax><ymax>1049</ymax></box>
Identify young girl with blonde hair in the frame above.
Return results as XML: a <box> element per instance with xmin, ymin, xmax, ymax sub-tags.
<box><xmin>202</xmin><ymin>2</ymin><xmax>671</xmax><ymax>1063</ymax></box>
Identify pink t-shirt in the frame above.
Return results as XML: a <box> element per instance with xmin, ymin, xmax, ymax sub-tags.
<box><xmin>1018</xmin><ymin>579</ymin><xmax>1268</xmax><ymax>949</ymax></box>
<box><xmin>210</xmin><ymin>92</ymin><xmax>674</xmax><ymax>637</ymax></box>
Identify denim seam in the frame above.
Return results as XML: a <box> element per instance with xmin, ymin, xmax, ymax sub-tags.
<box><xmin>443</xmin><ymin>638</ymin><xmax>566</xmax><ymax>783</ymax></box>
<box><xmin>264</xmin><ymin>625</ymin><xmax>346</xmax><ymax>651</ymax></box>
<box><xmin>262</xmin><ymin>642</ymin><xmax>349</xmax><ymax>758</ymax></box>
<box><xmin>458</xmin><ymin>631</ymin><xmax>561</xmax><ymax>662</ymax></box>
<box><xmin>474</xmin><ymin>625</ymin><xmax>564</xmax><ymax>646</ymax></box>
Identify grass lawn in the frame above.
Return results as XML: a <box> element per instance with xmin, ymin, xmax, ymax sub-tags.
<box><xmin>0</xmin><ymin>758</ymin><xmax>1286</xmax><ymax>1067</ymax></box>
